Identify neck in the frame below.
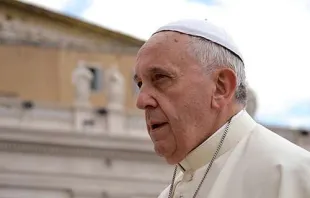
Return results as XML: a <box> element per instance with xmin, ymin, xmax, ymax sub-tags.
<box><xmin>199</xmin><ymin>104</ymin><xmax>244</xmax><ymax>148</ymax></box>
<box><xmin>167</xmin><ymin>104</ymin><xmax>244</xmax><ymax>165</ymax></box>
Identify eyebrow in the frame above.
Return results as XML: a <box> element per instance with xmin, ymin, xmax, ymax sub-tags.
<box><xmin>149</xmin><ymin>67</ymin><xmax>170</xmax><ymax>75</ymax></box>
<box><xmin>133</xmin><ymin>73</ymin><xmax>139</xmax><ymax>83</ymax></box>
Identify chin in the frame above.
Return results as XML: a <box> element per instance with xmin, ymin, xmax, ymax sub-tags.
<box><xmin>168</xmin><ymin>149</ymin><xmax>191</xmax><ymax>165</ymax></box>
<box><xmin>164</xmin><ymin>156</ymin><xmax>180</xmax><ymax>165</ymax></box>
<box><xmin>154</xmin><ymin>143</ymin><xmax>178</xmax><ymax>164</ymax></box>
<box><xmin>165</xmin><ymin>158</ymin><xmax>177</xmax><ymax>165</ymax></box>
<box><xmin>154</xmin><ymin>149</ymin><xmax>175</xmax><ymax>164</ymax></box>
<box><xmin>163</xmin><ymin>152</ymin><xmax>183</xmax><ymax>165</ymax></box>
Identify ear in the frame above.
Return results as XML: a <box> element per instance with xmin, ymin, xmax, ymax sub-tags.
<box><xmin>211</xmin><ymin>68</ymin><xmax>237</xmax><ymax>109</ymax></box>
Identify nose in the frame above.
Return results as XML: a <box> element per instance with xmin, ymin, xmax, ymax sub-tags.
<box><xmin>136</xmin><ymin>89</ymin><xmax>158</xmax><ymax>110</ymax></box>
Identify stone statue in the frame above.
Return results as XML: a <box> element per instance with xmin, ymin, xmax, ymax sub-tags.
<box><xmin>246</xmin><ymin>87</ymin><xmax>258</xmax><ymax>118</ymax></box>
<box><xmin>106</xmin><ymin>65</ymin><xmax>125</xmax><ymax>109</ymax></box>
<box><xmin>72</xmin><ymin>64</ymin><xmax>93</xmax><ymax>106</ymax></box>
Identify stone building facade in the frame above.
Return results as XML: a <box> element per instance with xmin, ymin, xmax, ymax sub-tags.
<box><xmin>0</xmin><ymin>1</ymin><xmax>309</xmax><ymax>198</ymax></box>
<box><xmin>0</xmin><ymin>0</ymin><xmax>143</xmax><ymax>109</ymax></box>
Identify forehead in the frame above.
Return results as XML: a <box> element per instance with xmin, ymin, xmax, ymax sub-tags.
<box><xmin>138</xmin><ymin>31</ymin><xmax>189</xmax><ymax>57</ymax></box>
<box><xmin>134</xmin><ymin>32</ymin><xmax>191</xmax><ymax>78</ymax></box>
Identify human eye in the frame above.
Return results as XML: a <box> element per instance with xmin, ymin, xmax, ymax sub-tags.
<box><xmin>136</xmin><ymin>81</ymin><xmax>142</xmax><ymax>88</ymax></box>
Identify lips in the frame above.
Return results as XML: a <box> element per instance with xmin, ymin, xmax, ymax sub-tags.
<box><xmin>151</xmin><ymin>122</ymin><xmax>168</xmax><ymax>130</ymax></box>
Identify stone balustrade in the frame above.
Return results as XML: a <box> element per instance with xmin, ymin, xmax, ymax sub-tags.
<box><xmin>0</xmin><ymin>97</ymin><xmax>148</xmax><ymax>138</ymax></box>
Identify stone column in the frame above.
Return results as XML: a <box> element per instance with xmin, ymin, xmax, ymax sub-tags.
<box><xmin>105</xmin><ymin>65</ymin><xmax>125</xmax><ymax>135</ymax></box>
<box><xmin>297</xmin><ymin>130</ymin><xmax>310</xmax><ymax>151</ymax></box>
<box><xmin>246</xmin><ymin>87</ymin><xmax>258</xmax><ymax>118</ymax></box>
<box><xmin>71</xmin><ymin>63</ymin><xmax>94</xmax><ymax>131</ymax></box>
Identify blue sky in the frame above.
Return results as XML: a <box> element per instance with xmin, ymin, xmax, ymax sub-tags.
<box><xmin>188</xmin><ymin>0</ymin><xmax>218</xmax><ymax>5</ymax></box>
<box><xmin>19</xmin><ymin>0</ymin><xmax>310</xmax><ymax>130</ymax></box>
<box><xmin>62</xmin><ymin>0</ymin><xmax>92</xmax><ymax>17</ymax></box>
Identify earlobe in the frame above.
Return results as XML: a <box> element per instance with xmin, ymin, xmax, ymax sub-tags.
<box><xmin>211</xmin><ymin>94</ymin><xmax>222</xmax><ymax>109</ymax></box>
<box><xmin>210</xmin><ymin>78</ymin><xmax>223</xmax><ymax>109</ymax></box>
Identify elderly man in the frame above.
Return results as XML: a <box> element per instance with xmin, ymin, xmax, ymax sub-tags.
<box><xmin>133</xmin><ymin>19</ymin><xmax>310</xmax><ymax>198</ymax></box>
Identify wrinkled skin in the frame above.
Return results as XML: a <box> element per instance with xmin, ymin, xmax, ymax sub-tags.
<box><xmin>134</xmin><ymin>31</ymin><xmax>240</xmax><ymax>164</ymax></box>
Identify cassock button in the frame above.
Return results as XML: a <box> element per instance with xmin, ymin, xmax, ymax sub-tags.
<box><xmin>183</xmin><ymin>171</ymin><xmax>193</xmax><ymax>182</ymax></box>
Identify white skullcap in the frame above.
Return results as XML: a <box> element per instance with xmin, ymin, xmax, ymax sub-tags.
<box><xmin>153</xmin><ymin>19</ymin><xmax>244</xmax><ymax>62</ymax></box>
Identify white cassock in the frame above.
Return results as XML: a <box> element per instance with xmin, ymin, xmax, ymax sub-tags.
<box><xmin>158</xmin><ymin>110</ymin><xmax>310</xmax><ymax>198</ymax></box>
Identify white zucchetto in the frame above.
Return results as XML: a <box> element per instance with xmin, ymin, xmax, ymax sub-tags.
<box><xmin>153</xmin><ymin>19</ymin><xmax>243</xmax><ymax>62</ymax></box>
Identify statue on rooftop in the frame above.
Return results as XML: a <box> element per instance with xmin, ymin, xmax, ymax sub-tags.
<box><xmin>246</xmin><ymin>87</ymin><xmax>258</xmax><ymax>118</ymax></box>
<box><xmin>72</xmin><ymin>64</ymin><xmax>93</xmax><ymax>106</ymax></box>
<box><xmin>106</xmin><ymin>65</ymin><xmax>125</xmax><ymax>109</ymax></box>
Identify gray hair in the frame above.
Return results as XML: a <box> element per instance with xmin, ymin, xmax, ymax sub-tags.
<box><xmin>187</xmin><ymin>36</ymin><xmax>247</xmax><ymax>105</ymax></box>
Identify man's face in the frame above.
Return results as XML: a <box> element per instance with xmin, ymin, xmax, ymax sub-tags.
<box><xmin>134</xmin><ymin>32</ymin><xmax>217</xmax><ymax>164</ymax></box>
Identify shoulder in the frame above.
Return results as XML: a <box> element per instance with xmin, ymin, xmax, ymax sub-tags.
<box><xmin>248</xmin><ymin>124</ymin><xmax>310</xmax><ymax>170</ymax></box>
<box><xmin>240</xmin><ymin>125</ymin><xmax>310</xmax><ymax>196</ymax></box>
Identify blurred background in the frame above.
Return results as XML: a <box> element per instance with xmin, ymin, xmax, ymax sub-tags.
<box><xmin>0</xmin><ymin>0</ymin><xmax>309</xmax><ymax>197</ymax></box>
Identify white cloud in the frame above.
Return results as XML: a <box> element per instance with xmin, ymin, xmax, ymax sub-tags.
<box><xmin>288</xmin><ymin>116</ymin><xmax>310</xmax><ymax>129</ymax></box>
<box><xmin>82</xmin><ymin>0</ymin><xmax>310</xmax><ymax>117</ymax></box>
<box><xmin>82</xmin><ymin>0</ymin><xmax>226</xmax><ymax>39</ymax></box>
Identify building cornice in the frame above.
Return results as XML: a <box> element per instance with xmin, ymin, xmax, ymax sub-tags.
<box><xmin>0</xmin><ymin>126</ymin><xmax>161</xmax><ymax>162</ymax></box>
<box><xmin>1</xmin><ymin>0</ymin><xmax>145</xmax><ymax>46</ymax></box>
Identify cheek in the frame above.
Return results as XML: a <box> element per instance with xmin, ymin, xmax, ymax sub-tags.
<box><xmin>177</xmin><ymin>89</ymin><xmax>211</xmax><ymax>122</ymax></box>
<box><xmin>169</xmin><ymin>86</ymin><xmax>212</xmax><ymax>139</ymax></box>
<box><xmin>155</xmin><ymin>81</ymin><xmax>212</xmax><ymax>148</ymax></box>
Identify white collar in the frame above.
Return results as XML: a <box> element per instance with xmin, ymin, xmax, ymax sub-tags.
<box><xmin>178</xmin><ymin>110</ymin><xmax>256</xmax><ymax>172</ymax></box>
